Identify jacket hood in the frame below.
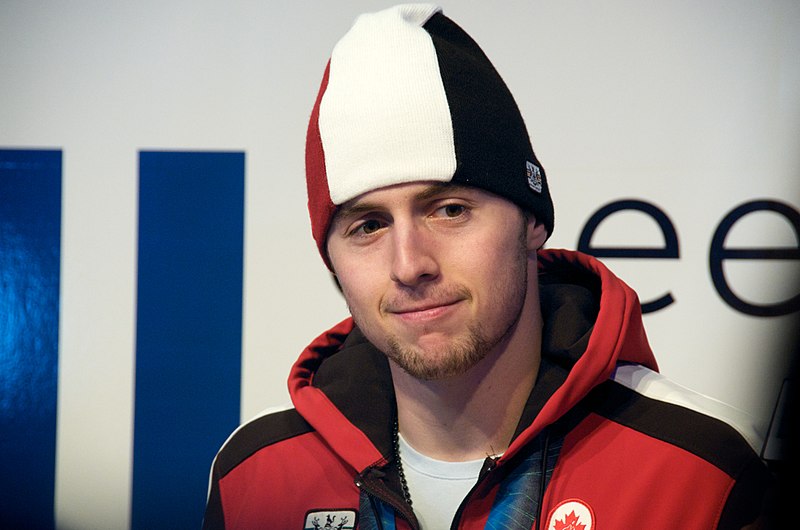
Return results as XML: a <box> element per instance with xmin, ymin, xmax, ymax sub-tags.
<box><xmin>288</xmin><ymin>248</ymin><xmax>657</xmax><ymax>471</ymax></box>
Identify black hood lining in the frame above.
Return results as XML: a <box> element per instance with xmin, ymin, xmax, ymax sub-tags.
<box><xmin>312</xmin><ymin>327</ymin><xmax>396</xmax><ymax>458</ymax></box>
<box><xmin>539</xmin><ymin>267</ymin><xmax>599</xmax><ymax>368</ymax></box>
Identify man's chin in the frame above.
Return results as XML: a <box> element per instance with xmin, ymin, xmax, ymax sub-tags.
<box><xmin>393</xmin><ymin>356</ymin><xmax>481</xmax><ymax>381</ymax></box>
<box><xmin>384</xmin><ymin>333</ymin><xmax>489</xmax><ymax>382</ymax></box>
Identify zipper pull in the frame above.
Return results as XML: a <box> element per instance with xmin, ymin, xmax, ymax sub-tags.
<box><xmin>479</xmin><ymin>455</ymin><xmax>500</xmax><ymax>478</ymax></box>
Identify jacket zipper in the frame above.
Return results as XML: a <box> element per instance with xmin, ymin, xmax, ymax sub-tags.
<box><xmin>534</xmin><ymin>429</ymin><xmax>550</xmax><ymax>530</ymax></box>
<box><xmin>449</xmin><ymin>455</ymin><xmax>500</xmax><ymax>530</ymax></box>
<box><xmin>355</xmin><ymin>469</ymin><xmax>420</xmax><ymax>530</ymax></box>
<box><xmin>450</xmin><ymin>428</ymin><xmax>552</xmax><ymax>530</ymax></box>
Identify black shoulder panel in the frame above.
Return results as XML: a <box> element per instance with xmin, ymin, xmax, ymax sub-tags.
<box><xmin>214</xmin><ymin>408</ymin><xmax>313</xmax><ymax>479</ymax></box>
<box><xmin>586</xmin><ymin>382</ymin><xmax>772</xmax><ymax>527</ymax></box>
<box><xmin>587</xmin><ymin>381</ymin><xmax>761</xmax><ymax>478</ymax></box>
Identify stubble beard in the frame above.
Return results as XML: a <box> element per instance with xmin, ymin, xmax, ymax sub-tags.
<box><xmin>385</xmin><ymin>321</ymin><xmax>493</xmax><ymax>381</ymax></box>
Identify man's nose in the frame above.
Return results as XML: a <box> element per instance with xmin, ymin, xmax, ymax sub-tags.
<box><xmin>389</xmin><ymin>223</ymin><xmax>440</xmax><ymax>287</ymax></box>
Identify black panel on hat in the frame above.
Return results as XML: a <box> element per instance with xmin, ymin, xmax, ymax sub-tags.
<box><xmin>423</xmin><ymin>12</ymin><xmax>554</xmax><ymax>238</ymax></box>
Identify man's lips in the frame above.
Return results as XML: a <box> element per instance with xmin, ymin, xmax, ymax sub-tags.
<box><xmin>386</xmin><ymin>299</ymin><xmax>464</xmax><ymax>322</ymax></box>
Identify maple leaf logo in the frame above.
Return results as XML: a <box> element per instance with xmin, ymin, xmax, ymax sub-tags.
<box><xmin>552</xmin><ymin>509</ymin><xmax>586</xmax><ymax>530</ymax></box>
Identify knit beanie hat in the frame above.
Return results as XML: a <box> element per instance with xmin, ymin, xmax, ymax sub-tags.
<box><xmin>306</xmin><ymin>3</ymin><xmax>554</xmax><ymax>266</ymax></box>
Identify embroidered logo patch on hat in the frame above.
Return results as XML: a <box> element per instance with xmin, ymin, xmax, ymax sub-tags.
<box><xmin>303</xmin><ymin>510</ymin><xmax>357</xmax><ymax>530</ymax></box>
<box><xmin>545</xmin><ymin>498</ymin><xmax>595</xmax><ymax>530</ymax></box>
<box><xmin>526</xmin><ymin>160</ymin><xmax>543</xmax><ymax>193</ymax></box>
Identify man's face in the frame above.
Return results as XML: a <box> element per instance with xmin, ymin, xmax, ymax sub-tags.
<box><xmin>326</xmin><ymin>182</ymin><xmax>545</xmax><ymax>381</ymax></box>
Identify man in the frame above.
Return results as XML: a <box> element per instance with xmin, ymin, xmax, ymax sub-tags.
<box><xmin>203</xmin><ymin>4</ymin><xmax>771</xmax><ymax>529</ymax></box>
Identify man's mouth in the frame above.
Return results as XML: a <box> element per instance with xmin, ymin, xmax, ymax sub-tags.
<box><xmin>387</xmin><ymin>298</ymin><xmax>464</xmax><ymax>322</ymax></box>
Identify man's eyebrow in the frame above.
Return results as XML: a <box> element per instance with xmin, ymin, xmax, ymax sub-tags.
<box><xmin>413</xmin><ymin>182</ymin><xmax>466</xmax><ymax>201</ymax></box>
<box><xmin>335</xmin><ymin>183</ymin><xmax>470</xmax><ymax>219</ymax></box>
<box><xmin>332</xmin><ymin>183</ymin><xmax>474</xmax><ymax>225</ymax></box>
<box><xmin>333</xmin><ymin>200</ymin><xmax>382</xmax><ymax>223</ymax></box>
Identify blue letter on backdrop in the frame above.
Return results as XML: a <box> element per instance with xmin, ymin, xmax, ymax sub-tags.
<box><xmin>133</xmin><ymin>151</ymin><xmax>244</xmax><ymax>529</ymax></box>
<box><xmin>0</xmin><ymin>149</ymin><xmax>61</xmax><ymax>529</ymax></box>
<box><xmin>709</xmin><ymin>200</ymin><xmax>800</xmax><ymax>316</ymax></box>
<box><xmin>578</xmin><ymin>199</ymin><xmax>680</xmax><ymax>313</ymax></box>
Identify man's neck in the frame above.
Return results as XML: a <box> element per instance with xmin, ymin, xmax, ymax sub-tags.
<box><xmin>390</xmin><ymin>280</ymin><xmax>543</xmax><ymax>462</ymax></box>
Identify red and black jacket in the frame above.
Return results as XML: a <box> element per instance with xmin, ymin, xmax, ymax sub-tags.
<box><xmin>203</xmin><ymin>249</ymin><xmax>771</xmax><ymax>529</ymax></box>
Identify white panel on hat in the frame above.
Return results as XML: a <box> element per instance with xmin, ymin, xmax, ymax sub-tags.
<box><xmin>319</xmin><ymin>3</ymin><xmax>457</xmax><ymax>205</ymax></box>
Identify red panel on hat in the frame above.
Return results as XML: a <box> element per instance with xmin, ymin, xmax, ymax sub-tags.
<box><xmin>305</xmin><ymin>60</ymin><xmax>336</xmax><ymax>263</ymax></box>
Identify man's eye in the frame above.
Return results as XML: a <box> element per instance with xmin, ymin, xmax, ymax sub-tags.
<box><xmin>439</xmin><ymin>204</ymin><xmax>466</xmax><ymax>218</ymax></box>
<box><xmin>355</xmin><ymin>219</ymin><xmax>382</xmax><ymax>235</ymax></box>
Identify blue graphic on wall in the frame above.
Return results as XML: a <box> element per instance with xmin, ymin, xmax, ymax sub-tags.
<box><xmin>0</xmin><ymin>149</ymin><xmax>62</xmax><ymax>529</ymax></box>
<box><xmin>132</xmin><ymin>151</ymin><xmax>245</xmax><ymax>529</ymax></box>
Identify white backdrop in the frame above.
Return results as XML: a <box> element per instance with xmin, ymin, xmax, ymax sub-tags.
<box><xmin>1</xmin><ymin>1</ymin><xmax>798</xmax><ymax>528</ymax></box>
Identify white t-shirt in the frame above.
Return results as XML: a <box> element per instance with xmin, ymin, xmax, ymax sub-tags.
<box><xmin>397</xmin><ymin>434</ymin><xmax>485</xmax><ymax>530</ymax></box>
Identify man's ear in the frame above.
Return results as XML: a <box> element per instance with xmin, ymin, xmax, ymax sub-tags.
<box><xmin>526</xmin><ymin>216</ymin><xmax>548</xmax><ymax>251</ymax></box>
